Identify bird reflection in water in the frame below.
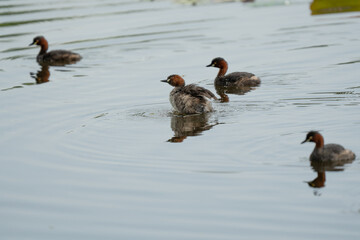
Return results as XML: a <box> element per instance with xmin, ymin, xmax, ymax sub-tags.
<box><xmin>215</xmin><ymin>85</ymin><xmax>255</xmax><ymax>102</ymax></box>
<box><xmin>30</xmin><ymin>64</ymin><xmax>50</xmax><ymax>84</ymax></box>
<box><xmin>307</xmin><ymin>158</ymin><xmax>355</xmax><ymax>189</ymax></box>
<box><xmin>168</xmin><ymin>113</ymin><xmax>219</xmax><ymax>143</ymax></box>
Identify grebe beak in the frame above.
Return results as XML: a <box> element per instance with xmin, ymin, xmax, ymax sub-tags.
<box><xmin>160</xmin><ymin>79</ymin><xmax>168</xmax><ymax>83</ymax></box>
<box><xmin>29</xmin><ymin>40</ymin><xmax>37</xmax><ymax>46</ymax></box>
<box><xmin>206</xmin><ymin>63</ymin><xmax>212</xmax><ymax>67</ymax></box>
<box><xmin>301</xmin><ymin>138</ymin><xmax>309</xmax><ymax>144</ymax></box>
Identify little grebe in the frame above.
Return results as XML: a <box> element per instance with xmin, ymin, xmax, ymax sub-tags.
<box><xmin>161</xmin><ymin>74</ymin><xmax>217</xmax><ymax>114</ymax></box>
<box><xmin>301</xmin><ymin>131</ymin><xmax>356</xmax><ymax>162</ymax></box>
<box><xmin>206</xmin><ymin>57</ymin><xmax>260</xmax><ymax>87</ymax></box>
<box><xmin>29</xmin><ymin>36</ymin><xmax>81</xmax><ymax>65</ymax></box>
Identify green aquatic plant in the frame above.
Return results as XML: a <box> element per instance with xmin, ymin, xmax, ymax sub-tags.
<box><xmin>311</xmin><ymin>0</ymin><xmax>360</xmax><ymax>15</ymax></box>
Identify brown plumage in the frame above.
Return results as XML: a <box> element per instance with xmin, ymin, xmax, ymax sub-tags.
<box><xmin>301</xmin><ymin>131</ymin><xmax>356</xmax><ymax>162</ymax></box>
<box><xmin>29</xmin><ymin>36</ymin><xmax>82</xmax><ymax>65</ymax></box>
<box><xmin>207</xmin><ymin>57</ymin><xmax>260</xmax><ymax>87</ymax></box>
<box><xmin>161</xmin><ymin>75</ymin><xmax>217</xmax><ymax>114</ymax></box>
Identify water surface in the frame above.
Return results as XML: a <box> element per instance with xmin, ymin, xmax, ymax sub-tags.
<box><xmin>1</xmin><ymin>0</ymin><xmax>360</xmax><ymax>239</ymax></box>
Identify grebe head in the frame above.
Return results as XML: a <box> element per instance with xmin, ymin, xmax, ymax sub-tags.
<box><xmin>301</xmin><ymin>131</ymin><xmax>324</xmax><ymax>147</ymax></box>
<box><xmin>206</xmin><ymin>57</ymin><xmax>228</xmax><ymax>69</ymax></box>
<box><xmin>29</xmin><ymin>36</ymin><xmax>47</xmax><ymax>47</ymax></box>
<box><xmin>161</xmin><ymin>74</ymin><xmax>185</xmax><ymax>87</ymax></box>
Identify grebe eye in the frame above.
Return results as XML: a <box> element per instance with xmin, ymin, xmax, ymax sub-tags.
<box><xmin>308</xmin><ymin>136</ymin><xmax>313</xmax><ymax>140</ymax></box>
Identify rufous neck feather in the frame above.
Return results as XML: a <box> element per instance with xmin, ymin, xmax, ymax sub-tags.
<box><xmin>313</xmin><ymin>133</ymin><xmax>324</xmax><ymax>148</ymax></box>
<box><xmin>39</xmin><ymin>39</ymin><xmax>48</xmax><ymax>55</ymax></box>
<box><xmin>217</xmin><ymin>62</ymin><xmax>228</xmax><ymax>78</ymax></box>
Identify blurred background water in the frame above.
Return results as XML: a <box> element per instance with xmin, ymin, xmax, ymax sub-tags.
<box><xmin>0</xmin><ymin>0</ymin><xmax>360</xmax><ymax>239</ymax></box>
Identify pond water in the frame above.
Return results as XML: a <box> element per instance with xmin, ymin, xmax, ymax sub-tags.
<box><xmin>1</xmin><ymin>0</ymin><xmax>360</xmax><ymax>239</ymax></box>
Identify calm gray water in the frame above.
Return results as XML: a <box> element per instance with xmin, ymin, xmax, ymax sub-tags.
<box><xmin>1</xmin><ymin>0</ymin><xmax>360</xmax><ymax>239</ymax></box>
